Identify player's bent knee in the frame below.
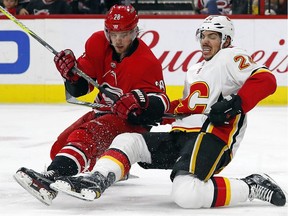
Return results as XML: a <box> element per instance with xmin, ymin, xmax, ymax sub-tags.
<box><xmin>110</xmin><ymin>133</ymin><xmax>151</xmax><ymax>164</ymax></box>
<box><xmin>109</xmin><ymin>133</ymin><xmax>139</xmax><ymax>150</ymax></box>
<box><xmin>171</xmin><ymin>174</ymin><xmax>204</xmax><ymax>209</ymax></box>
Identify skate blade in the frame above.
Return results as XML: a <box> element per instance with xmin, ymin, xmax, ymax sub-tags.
<box><xmin>13</xmin><ymin>171</ymin><xmax>53</xmax><ymax>206</ymax></box>
<box><xmin>128</xmin><ymin>174</ymin><xmax>139</xmax><ymax>179</ymax></box>
<box><xmin>50</xmin><ymin>180</ymin><xmax>98</xmax><ymax>201</ymax></box>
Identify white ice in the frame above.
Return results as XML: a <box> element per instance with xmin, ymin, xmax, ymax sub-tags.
<box><xmin>0</xmin><ymin>104</ymin><xmax>287</xmax><ymax>216</ymax></box>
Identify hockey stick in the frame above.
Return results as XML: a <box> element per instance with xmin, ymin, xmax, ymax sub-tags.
<box><xmin>65</xmin><ymin>91</ymin><xmax>196</xmax><ymax>119</ymax></box>
<box><xmin>65</xmin><ymin>90</ymin><xmax>111</xmax><ymax>110</ymax></box>
<box><xmin>0</xmin><ymin>6</ymin><xmax>118</xmax><ymax>102</ymax></box>
<box><xmin>0</xmin><ymin>7</ymin><xmax>205</xmax><ymax>120</ymax></box>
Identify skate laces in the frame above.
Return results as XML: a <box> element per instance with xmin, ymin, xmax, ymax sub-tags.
<box><xmin>249</xmin><ymin>184</ymin><xmax>273</xmax><ymax>202</ymax></box>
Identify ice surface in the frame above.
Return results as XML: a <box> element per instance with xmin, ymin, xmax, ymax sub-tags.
<box><xmin>0</xmin><ymin>104</ymin><xmax>287</xmax><ymax>216</ymax></box>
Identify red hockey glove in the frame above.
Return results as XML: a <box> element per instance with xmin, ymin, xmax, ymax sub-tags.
<box><xmin>54</xmin><ymin>49</ymin><xmax>79</xmax><ymax>82</ymax></box>
<box><xmin>208</xmin><ymin>94</ymin><xmax>242</xmax><ymax>126</ymax></box>
<box><xmin>112</xmin><ymin>89</ymin><xmax>148</xmax><ymax>120</ymax></box>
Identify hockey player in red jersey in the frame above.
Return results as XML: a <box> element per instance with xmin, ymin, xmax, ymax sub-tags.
<box><xmin>13</xmin><ymin>4</ymin><xmax>169</xmax><ymax>205</ymax></box>
<box><xmin>51</xmin><ymin>15</ymin><xmax>286</xmax><ymax>207</ymax></box>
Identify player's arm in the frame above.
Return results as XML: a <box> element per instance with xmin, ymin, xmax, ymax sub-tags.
<box><xmin>209</xmin><ymin>68</ymin><xmax>277</xmax><ymax>126</ymax></box>
<box><xmin>137</xmin><ymin>92</ymin><xmax>170</xmax><ymax>125</ymax></box>
<box><xmin>112</xmin><ymin>89</ymin><xmax>169</xmax><ymax>126</ymax></box>
<box><xmin>237</xmin><ymin>68</ymin><xmax>276</xmax><ymax>113</ymax></box>
<box><xmin>54</xmin><ymin>33</ymin><xmax>104</xmax><ymax>97</ymax></box>
<box><xmin>54</xmin><ymin>49</ymin><xmax>91</xmax><ymax>97</ymax></box>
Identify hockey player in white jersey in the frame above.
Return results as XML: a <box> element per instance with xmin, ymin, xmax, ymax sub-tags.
<box><xmin>51</xmin><ymin>15</ymin><xmax>286</xmax><ymax>208</ymax></box>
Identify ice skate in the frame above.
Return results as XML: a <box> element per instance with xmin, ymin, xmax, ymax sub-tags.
<box><xmin>50</xmin><ymin>171</ymin><xmax>115</xmax><ymax>201</ymax></box>
<box><xmin>242</xmin><ymin>174</ymin><xmax>286</xmax><ymax>206</ymax></box>
<box><xmin>13</xmin><ymin>167</ymin><xmax>59</xmax><ymax>206</ymax></box>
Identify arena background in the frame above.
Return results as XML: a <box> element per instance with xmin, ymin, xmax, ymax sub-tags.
<box><xmin>0</xmin><ymin>15</ymin><xmax>287</xmax><ymax>105</ymax></box>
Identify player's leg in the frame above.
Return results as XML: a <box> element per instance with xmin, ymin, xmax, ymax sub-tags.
<box><xmin>13</xmin><ymin>110</ymin><xmax>96</xmax><ymax>205</ymax></box>
<box><xmin>172</xmin><ymin>172</ymin><xmax>286</xmax><ymax>208</ymax></box>
<box><xmin>14</xmin><ymin>114</ymin><xmax>147</xmax><ymax>204</ymax></box>
<box><xmin>49</xmin><ymin>110</ymin><xmax>96</xmax><ymax>160</ymax></box>
<box><xmin>48</xmin><ymin>114</ymin><xmax>148</xmax><ymax>174</ymax></box>
<box><xmin>170</xmin><ymin>132</ymin><xmax>286</xmax><ymax>208</ymax></box>
<box><xmin>51</xmin><ymin>132</ymin><xmax>176</xmax><ymax>200</ymax></box>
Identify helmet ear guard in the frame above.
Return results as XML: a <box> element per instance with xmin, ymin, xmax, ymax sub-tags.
<box><xmin>129</xmin><ymin>26</ymin><xmax>139</xmax><ymax>41</ymax></box>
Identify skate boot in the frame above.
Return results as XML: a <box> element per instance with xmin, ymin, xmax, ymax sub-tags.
<box><xmin>50</xmin><ymin>171</ymin><xmax>115</xmax><ymax>201</ymax></box>
<box><xmin>13</xmin><ymin>167</ymin><xmax>59</xmax><ymax>206</ymax></box>
<box><xmin>242</xmin><ymin>174</ymin><xmax>286</xmax><ymax>206</ymax></box>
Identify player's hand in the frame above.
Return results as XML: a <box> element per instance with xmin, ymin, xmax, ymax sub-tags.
<box><xmin>54</xmin><ymin>49</ymin><xmax>79</xmax><ymax>82</ymax></box>
<box><xmin>112</xmin><ymin>89</ymin><xmax>148</xmax><ymax>119</ymax></box>
<box><xmin>208</xmin><ymin>94</ymin><xmax>242</xmax><ymax>126</ymax></box>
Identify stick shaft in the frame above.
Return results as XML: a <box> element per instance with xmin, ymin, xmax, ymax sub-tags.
<box><xmin>0</xmin><ymin>6</ymin><xmax>58</xmax><ymax>55</ymax></box>
<box><xmin>0</xmin><ymin>6</ymin><xmax>117</xmax><ymax>101</ymax></box>
<box><xmin>65</xmin><ymin>92</ymin><xmax>193</xmax><ymax>119</ymax></box>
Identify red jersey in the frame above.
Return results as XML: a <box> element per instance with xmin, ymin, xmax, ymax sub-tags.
<box><xmin>76</xmin><ymin>31</ymin><xmax>168</xmax><ymax>108</ymax></box>
<box><xmin>50</xmin><ymin>31</ymin><xmax>170</xmax><ymax>172</ymax></box>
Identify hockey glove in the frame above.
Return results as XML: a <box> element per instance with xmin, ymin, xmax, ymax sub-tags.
<box><xmin>54</xmin><ymin>49</ymin><xmax>79</xmax><ymax>82</ymax></box>
<box><xmin>208</xmin><ymin>94</ymin><xmax>242</xmax><ymax>126</ymax></box>
<box><xmin>112</xmin><ymin>89</ymin><xmax>148</xmax><ymax>120</ymax></box>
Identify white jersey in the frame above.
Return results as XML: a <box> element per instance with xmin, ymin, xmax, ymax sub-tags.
<box><xmin>171</xmin><ymin>46</ymin><xmax>264</xmax><ymax>156</ymax></box>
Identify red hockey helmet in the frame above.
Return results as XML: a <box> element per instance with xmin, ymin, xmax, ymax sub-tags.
<box><xmin>104</xmin><ymin>5</ymin><xmax>139</xmax><ymax>41</ymax></box>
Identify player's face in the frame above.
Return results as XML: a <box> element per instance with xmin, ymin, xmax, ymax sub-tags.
<box><xmin>110</xmin><ymin>30</ymin><xmax>133</xmax><ymax>55</ymax></box>
<box><xmin>200</xmin><ymin>31</ymin><xmax>221</xmax><ymax>61</ymax></box>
